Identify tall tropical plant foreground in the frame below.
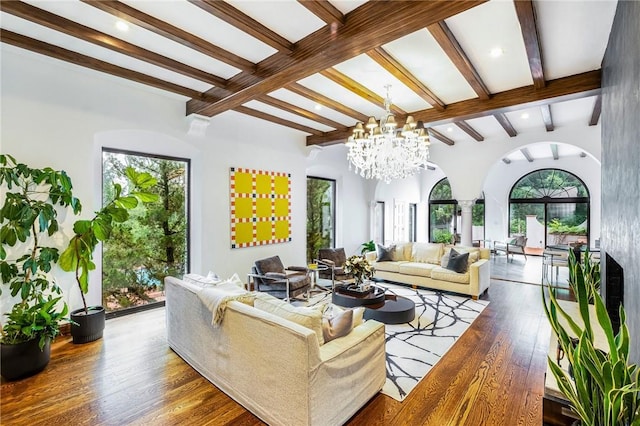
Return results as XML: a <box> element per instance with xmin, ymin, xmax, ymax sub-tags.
<box><xmin>0</xmin><ymin>154</ymin><xmax>80</xmax><ymax>348</ymax></box>
<box><xmin>59</xmin><ymin>167</ymin><xmax>158</xmax><ymax>314</ymax></box>
<box><xmin>543</xmin><ymin>249</ymin><xmax>640</xmax><ymax>425</ymax></box>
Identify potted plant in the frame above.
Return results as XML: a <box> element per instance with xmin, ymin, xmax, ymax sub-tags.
<box><xmin>60</xmin><ymin>167</ymin><xmax>157</xmax><ymax>344</ymax></box>
<box><xmin>360</xmin><ymin>240</ymin><xmax>376</xmax><ymax>255</ymax></box>
<box><xmin>542</xmin><ymin>250</ymin><xmax>639</xmax><ymax>425</ymax></box>
<box><xmin>343</xmin><ymin>255</ymin><xmax>375</xmax><ymax>286</ymax></box>
<box><xmin>0</xmin><ymin>154</ymin><xmax>81</xmax><ymax>380</ymax></box>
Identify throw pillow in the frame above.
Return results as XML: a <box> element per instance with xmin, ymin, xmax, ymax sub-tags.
<box><xmin>254</xmin><ymin>296</ymin><xmax>325</xmax><ymax>346</ymax></box>
<box><xmin>376</xmin><ymin>243</ymin><xmax>395</xmax><ymax>262</ymax></box>
<box><xmin>446</xmin><ymin>249</ymin><xmax>470</xmax><ymax>273</ymax></box>
<box><xmin>322</xmin><ymin>309</ymin><xmax>354</xmax><ymax>343</ymax></box>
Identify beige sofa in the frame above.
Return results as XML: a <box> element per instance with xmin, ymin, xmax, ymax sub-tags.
<box><xmin>165</xmin><ymin>276</ymin><xmax>386</xmax><ymax>426</ymax></box>
<box><xmin>365</xmin><ymin>242</ymin><xmax>490</xmax><ymax>299</ymax></box>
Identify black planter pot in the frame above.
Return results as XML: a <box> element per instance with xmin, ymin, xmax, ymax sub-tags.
<box><xmin>1</xmin><ymin>337</ymin><xmax>51</xmax><ymax>381</ymax></box>
<box><xmin>71</xmin><ymin>306</ymin><xmax>106</xmax><ymax>344</ymax></box>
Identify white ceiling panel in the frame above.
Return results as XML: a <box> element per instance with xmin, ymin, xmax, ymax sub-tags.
<box><xmin>225</xmin><ymin>0</ymin><xmax>324</xmax><ymax>43</ymax></box>
<box><xmin>243</xmin><ymin>100</ymin><xmax>335</xmax><ymax>133</ymax></box>
<box><xmin>0</xmin><ymin>12</ymin><xmax>214</xmax><ymax>93</ymax></box>
<box><xmin>297</xmin><ymin>74</ymin><xmax>386</xmax><ymax>118</ymax></box>
<box><xmin>446</xmin><ymin>0</ymin><xmax>533</xmax><ymax>94</ymax></box>
<box><xmin>22</xmin><ymin>0</ymin><xmax>242</xmax><ymax>79</ymax></box>
<box><xmin>431</xmin><ymin>123</ymin><xmax>476</xmax><ymax>144</ymax></box>
<box><xmin>333</xmin><ymin>54</ymin><xmax>432</xmax><ymax>112</ymax></box>
<box><xmin>553</xmin><ymin>96</ymin><xmax>600</xmax><ymax>127</ymax></box>
<box><xmin>268</xmin><ymin>88</ymin><xmax>356</xmax><ymax>127</ymax></box>
<box><xmin>505</xmin><ymin>106</ymin><xmax>545</xmax><ymax>132</ymax></box>
<box><xmin>330</xmin><ymin>0</ymin><xmax>368</xmax><ymax>15</ymax></box>
<box><xmin>121</xmin><ymin>0</ymin><xmax>277</xmax><ymax>63</ymax></box>
<box><xmin>383</xmin><ymin>29</ymin><xmax>478</xmax><ymax>104</ymax></box>
<box><xmin>536</xmin><ymin>0</ymin><xmax>618</xmax><ymax>80</ymax></box>
<box><xmin>466</xmin><ymin>116</ymin><xmax>510</xmax><ymax>140</ymax></box>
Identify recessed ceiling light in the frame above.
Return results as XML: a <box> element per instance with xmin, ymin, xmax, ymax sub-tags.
<box><xmin>490</xmin><ymin>47</ymin><xmax>504</xmax><ymax>58</ymax></box>
<box><xmin>115</xmin><ymin>20</ymin><xmax>129</xmax><ymax>32</ymax></box>
<box><xmin>521</xmin><ymin>113</ymin><xmax>530</xmax><ymax>119</ymax></box>
<box><xmin>314</xmin><ymin>104</ymin><xmax>322</xmax><ymax>111</ymax></box>
<box><xmin>446</xmin><ymin>127</ymin><xmax>453</xmax><ymax>132</ymax></box>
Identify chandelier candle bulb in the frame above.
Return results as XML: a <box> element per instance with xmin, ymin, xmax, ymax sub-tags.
<box><xmin>346</xmin><ymin>85</ymin><xmax>431</xmax><ymax>183</ymax></box>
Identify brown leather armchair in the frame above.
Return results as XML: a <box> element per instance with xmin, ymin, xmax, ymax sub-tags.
<box><xmin>249</xmin><ymin>255</ymin><xmax>311</xmax><ymax>301</ymax></box>
<box><xmin>317</xmin><ymin>248</ymin><xmax>352</xmax><ymax>285</ymax></box>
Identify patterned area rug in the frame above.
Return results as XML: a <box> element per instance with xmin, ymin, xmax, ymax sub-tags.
<box><xmin>308</xmin><ymin>283</ymin><xmax>489</xmax><ymax>402</ymax></box>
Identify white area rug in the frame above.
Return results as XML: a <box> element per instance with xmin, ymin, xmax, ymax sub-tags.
<box><xmin>308</xmin><ymin>283</ymin><xmax>489</xmax><ymax>402</ymax></box>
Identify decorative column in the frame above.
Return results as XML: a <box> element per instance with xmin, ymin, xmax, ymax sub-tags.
<box><xmin>458</xmin><ymin>200</ymin><xmax>475</xmax><ymax>247</ymax></box>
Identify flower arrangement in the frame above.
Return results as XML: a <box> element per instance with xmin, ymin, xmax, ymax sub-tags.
<box><xmin>343</xmin><ymin>255</ymin><xmax>375</xmax><ymax>284</ymax></box>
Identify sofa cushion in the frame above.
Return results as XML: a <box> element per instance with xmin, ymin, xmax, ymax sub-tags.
<box><xmin>372</xmin><ymin>261</ymin><xmax>406</xmax><ymax>273</ymax></box>
<box><xmin>398</xmin><ymin>262</ymin><xmax>438</xmax><ymax>277</ymax></box>
<box><xmin>431</xmin><ymin>266</ymin><xmax>470</xmax><ymax>284</ymax></box>
<box><xmin>376</xmin><ymin>243</ymin><xmax>395</xmax><ymax>261</ymax></box>
<box><xmin>254</xmin><ymin>294</ymin><xmax>325</xmax><ymax>346</ymax></box>
<box><xmin>441</xmin><ymin>247</ymin><xmax>479</xmax><ymax>267</ymax></box>
<box><xmin>411</xmin><ymin>242</ymin><xmax>443</xmax><ymax>264</ymax></box>
<box><xmin>183</xmin><ymin>273</ymin><xmax>223</xmax><ymax>287</ymax></box>
<box><xmin>392</xmin><ymin>242</ymin><xmax>413</xmax><ymax>261</ymax></box>
<box><xmin>446</xmin><ymin>249</ymin><xmax>469</xmax><ymax>273</ymax></box>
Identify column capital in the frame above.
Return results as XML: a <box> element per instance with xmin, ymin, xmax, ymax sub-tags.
<box><xmin>458</xmin><ymin>199</ymin><xmax>475</xmax><ymax>211</ymax></box>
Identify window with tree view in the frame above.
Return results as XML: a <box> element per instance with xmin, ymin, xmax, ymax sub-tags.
<box><xmin>509</xmin><ymin>169</ymin><xmax>589</xmax><ymax>248</ymax></box>
<box><xmin>306</xmin><ymin>177</ymin><xmax>335</xmax><ymax>262</ymax></box>
<box><xmin>102</xmin><ymin>150</ymin><xmax>189</xmax><ymax>313</ymax></box>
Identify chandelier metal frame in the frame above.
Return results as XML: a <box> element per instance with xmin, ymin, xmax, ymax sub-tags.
<box><xmin>345</xmin><ymin>85</ymin><xmax>430</xmax><ymax>183</ymax></box>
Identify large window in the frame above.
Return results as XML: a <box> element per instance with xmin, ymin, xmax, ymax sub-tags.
<box><xmin>429</xmin><ymin>178</ymin><xmax>457</xmax><ymax>243</ymax></box>
<box><xmin>374</xmin><ymin>201</ymin><xmax>385</xmax><ymax>244</ymax></box>
<box><xmin>429</xmin><ymin>179</ymin><xmax>484</xmax><ymax>244</ymax></box>
<box><xmin>102</xmin><ymin>149</ymin><xmax>190</xmax><ymax>315</ymax></box>
<box><xmin>509</xmin><ymin>169</ymin><xmax>589</xmax><ymax>248</ymax></box>
<box><xmin>409</xmin><ymin>203</ymin><xmax>417</xmax><ymax>242</ymax></box>
<box><xmin>306</xmin><ymin>176</ymin><xmax>335</xmax><ymax>262</ymax></box>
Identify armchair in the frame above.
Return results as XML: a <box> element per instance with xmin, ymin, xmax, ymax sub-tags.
<box><xmin>249</xmin><ymin>255</ymin><xmax>311</xmax><ymax>302</ymax></box>
<box><xmin>317</xmin><ymin>247</ymin><xmax>352</xmax><ymax>286</ymax></box>
<box><xmin>494</xmin><ymin>236</ymin><xmax>528</xmax><ymax>262</ymax></box>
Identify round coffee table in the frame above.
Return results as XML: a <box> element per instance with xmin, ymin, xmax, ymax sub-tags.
<box><xmin>331</xmin><ymin>285</ymin><xmax>385</xmax><ymax>308</ymax></box>
<box><xmin>363</xmin><ymin>294</ymin><xmax>415</xmax><ymax>324</ymax></box>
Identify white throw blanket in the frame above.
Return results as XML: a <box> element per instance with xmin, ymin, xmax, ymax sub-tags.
<box><xmin>197</xmin><ymin>286</ymin><xmax>255</xmax><ymax>326</ymax></box>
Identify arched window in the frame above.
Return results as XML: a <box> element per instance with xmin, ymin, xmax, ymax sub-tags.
<box><xmin>429</xmin><ymin>178</ymin><xmax>457</xmax><ymax>243</ymax></box>
<box><xmin>509</xmin><ymin>169</ymin><xmax>589</xmax><ymax>248</ymax></box>
<box><xmin>428</xmin><ymin>178</ymin><xmax>485</xmax><ymax>244</ymax></box>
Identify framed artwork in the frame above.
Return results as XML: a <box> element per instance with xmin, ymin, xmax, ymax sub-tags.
<box><xmin>229</xmin><ymin>167</ymin><xmax>291</xmax><ymax>248</ymax></box>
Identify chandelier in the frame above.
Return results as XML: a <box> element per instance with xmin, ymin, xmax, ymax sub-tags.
<box><xmin>345</xmin><ymin>85</ymin><xmax>430</xmax><ymax>183</ymax></box>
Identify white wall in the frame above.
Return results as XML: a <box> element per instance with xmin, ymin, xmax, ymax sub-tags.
<box><xmin>0</xmin><ymin>46</ymin><xmax>372</xmax><ymax>313</ymax></box>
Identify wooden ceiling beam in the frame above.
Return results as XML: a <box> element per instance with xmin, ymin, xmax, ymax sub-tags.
<box><xmin>514</xmin><ymin>0</ymin><xmax>545</xmax><ymax>89</ymax></box>
<box><xmin>551</xmin><ymin>143</ymin><xmax>559</xmax><ymax>160</ymax></box>
<box><xmin>428</xmin><ymin>128</ymin><xmax>455</xmax><ymax>146</ymax></box>
<box><xmin>455</xmin><ymin>121</ymin><xmax>484</xmax><ymax>141</ymax></box>
<box><xmin>589</xmin><ymin>95</ymin><xmax>602</xmax><ymax>126</ymax></box>
<box><xmin>494</xmin><ymin>113</ymin><xmax>518</xmax><ymax>137</ymax></box>
<box><xmin>427</xmin><ymin>21</ymin><xmax>490</xmax><ymax>100</ymax></box>
<box><xmin>81</xmin><ymin>0</ymin><xmax>256</xmax><ymax>73</ymax></box>
<box><xmin>187</xmin><ymin>1</ymin><xmax>487</xmax><ymax>117</ymax></box>
<box><xmin>502</xmin><ymin>158</ymin><xmax>512</xmax><ymax>164</ymax></box>
<box><xmin>298</xmin><ymin>1</ymin><xmax>344</xmax><ymax>27</ymax></box>
<box><xmin>257</xmin><ymin>96</ymin><xmax>346</xmax><ymax>129</ymax></box>
<box><xmin>305</xmin><ymin>70</ymin><xmax>600</xmax><ymax>145</ymax></box>
<box><xmin>367</xmin><ymin>47</ymin><xmax>445</xmax><ymax>111</ymax></box>
<box><xmin>541</xmin><ymin>104</ymin><xmax>554</xmax><ymax>131</ymax></box>
<box><xmin>188</xmin><ymin>0</ymin><xmax>293</xmax><ymax>53</ymax></box>
<box><xmin>233</xmin><ymin>106</ymin><xmax>323</xmax><ymax>135</ymax></box>
<box><xmin>320</xmin><ymin>68</ymin><xmax>406</xmax><ymax>115</ymax></box>
<box><xmin>0</xmin><ymin>1</ymin><xmax>228</xmax><ymax>88</ymax></box>
<box><xmin>520</xmin><ymin>148</ymin><xmax>534</xmax><ymax>162</ymax></box>
<box><xmin>285</xmin><ymin>83</ymin><xmax>369</xmax><ymax>122</ymax></box>
<box><xmin>0</xmin><ymin>29</ymin><xmax>212</xmax><ymax>101</ymax></box>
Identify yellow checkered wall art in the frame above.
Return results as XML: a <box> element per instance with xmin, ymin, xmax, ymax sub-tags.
<box><xmin>230</xmin><ymin>167</ymin><xmax>291</xmax><ymax>248</ymax></box>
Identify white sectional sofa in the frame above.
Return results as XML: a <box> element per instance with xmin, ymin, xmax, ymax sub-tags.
<box><xmin>165</xmin><ymin>276</ymin><xmax>387</xmax><ymax>426</ymax></box>
<box><xmin>365</xmin><ymin>242</ymin><xmax>491</xmax><ymax>299</ymax></box>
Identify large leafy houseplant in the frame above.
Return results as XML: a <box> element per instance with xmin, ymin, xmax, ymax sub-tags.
<box><xmin>59</xmin><ymin>167</ymin><xmax>157</xmax><ymax>343</ymax></box>
<box><xmin>543</xmin><ymin>249</ymin><xmax>640</xmax><ymax>425</ymax></box>
<box><xmin>0</xmin><ymin>154</ymin><xmax>81</xmax><ymax>379</ymax></box>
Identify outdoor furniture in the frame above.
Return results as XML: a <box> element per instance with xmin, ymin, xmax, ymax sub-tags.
<box><xmin>494</xmin><ymin>236</ymin><xmax>528</xmax><ymax>262</ymax></box>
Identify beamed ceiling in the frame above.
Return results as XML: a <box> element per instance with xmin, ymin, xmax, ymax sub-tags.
<box><xmin>0</xmin><ymin>0</ymin><xmax>617</xmax><ymax>164</ymax></box>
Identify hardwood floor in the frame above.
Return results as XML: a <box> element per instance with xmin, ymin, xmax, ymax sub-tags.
<box><xmin>1</xmin><ymin>279</ymin><xmax>554</xmax><ymax>425</ymax></box>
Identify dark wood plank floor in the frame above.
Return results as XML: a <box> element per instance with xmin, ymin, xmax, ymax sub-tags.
<box><xmin>1</xmin><ymin>279</ymin><xmax>554</xmax><ymax>425</ymax></box>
